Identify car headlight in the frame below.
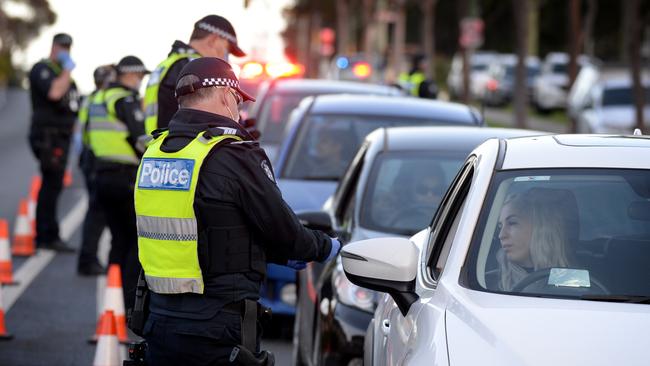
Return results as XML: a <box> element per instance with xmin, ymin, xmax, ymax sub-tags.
<box><xmin>331</xmin><ymin>262</ymin><xmax>377</xmax><ymax>313</ymax></box>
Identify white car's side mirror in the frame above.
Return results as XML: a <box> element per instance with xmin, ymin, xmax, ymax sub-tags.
<box><xmin>341</xmin><ymin>237</ymin><xmax>419</xmax><ymax>316</ymax></box>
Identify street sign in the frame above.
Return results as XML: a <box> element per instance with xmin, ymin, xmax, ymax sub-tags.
<box><xmin>460</xmin><ymin>17</ymin><xmax>484</xmax><ymax>49</ymax></box>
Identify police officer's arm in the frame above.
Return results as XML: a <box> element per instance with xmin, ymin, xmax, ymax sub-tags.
<box><xmin>208</xmin><ymin>145</ymin><xmax>333</xmax><ymax>263</ymax></box>
<box><xmin>115</xmin><ymin>96</ymin><xmax>146</xmax><ymax>156</ymax></box>
<box><xmin>48</xmin><ymin>70</ymin><xmax>73</xmax><ymax>101</ymax></box>
<box><xmin>29</xmin><ymin>63</ymin><xmax>57</xmax><ymax>100</ymax></box>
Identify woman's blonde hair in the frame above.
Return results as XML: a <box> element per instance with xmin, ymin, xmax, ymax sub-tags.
<box><xmin>498</xmin><ymin>188</ymin><xmax>572</xmax><ymax>291</ymax></box>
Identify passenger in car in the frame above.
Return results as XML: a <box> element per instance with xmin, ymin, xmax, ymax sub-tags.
<box><xmin>492</xmin><ymin>188</ymin><xmax>574</xmax><ymax>291</ymax></box>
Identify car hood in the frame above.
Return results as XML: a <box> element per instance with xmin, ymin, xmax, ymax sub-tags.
<box><xmin>445</xmin><ymin>290</ymin><xmax>650</xmax><ymax>365</ymax></box>
<box><xmin>597</xmin><ymin>106</ymin><xmax>650</xmax><ymax>128</ymax></box>
<box><xmin>276</xmin><ymin>179</ymin><xmax>338</xmax><ymax>211</ymax></box>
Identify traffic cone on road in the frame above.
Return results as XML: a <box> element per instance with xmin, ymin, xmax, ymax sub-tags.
<box><xmin>91</xmin><ymin>264</ymin><xmax>128</xmax><ymax>344</ymax></box>
<box><xmin>12</xmin><ymin>199</ymin><xmax>35</xmax><ymax>257</ymax></box>
<box><xmin>27</xmin><ymin>176</ymin><xmax>41</xmax><ymax>234</ymax></box>
<box><xmin>0</xmin><ymin>285</ymin><xmax>13</xmax><ymax>340</ymax></box>
<box><xmin>92</xmin><ymin>310</ymin><xmax>120</xmax><ymax>366</ymax></box>
<box><xmin>63</xmin><ymin>168</ymin><xmax>73</xmax><ymax>188</ymax></box>
<box><xmin>0</xmin><ymin>220</ymin><xmax>17</xmax><ymax>285</ymax></box>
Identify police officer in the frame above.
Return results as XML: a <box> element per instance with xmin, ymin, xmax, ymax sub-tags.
<box><xmin>87</xmin><ymin>56</ymin><xmax>149</xmax><ymax>308</ymax></box>
<box><xmin>134</xmin><ymin>57</ymin><xmax>340</xmax><ymax>365</ymax></box>
<box><xmin>143</xmin><ymin>14</ymin><xmax>245</xmax><ymax>135</ymax></box>
<box><xmin>399</xmin><ymin>54</ymin><xmax>438</xmax><ymax>99</ymax></box>
<box><xmin>28</xmin><ymin>33</ymin><xmax>79</xmax><ymax>252</ymax></box>
<box><xmin>77</xmin><ymin>65</ymin><xmax>116</xmax><ymax>275</ymax></box>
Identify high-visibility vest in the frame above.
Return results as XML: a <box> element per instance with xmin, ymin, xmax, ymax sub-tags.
<box><xmin>134</xmin><ymin>130</ymin><xmax>241</xmax><ymax>294</ymax></box>
<box><xmin>143</xmin><ymin>52</ymin><xmax>200</xmax><ymax>135</ymax></box>
<box><xmin>398</xmin><ymin>71</ymin><xmax>426</xmax><ymax>97</ymax></box>
<box><xmin>78</xmin><ymin>90</ymin><xmax>99</xmax><ymax>146</ymax></box>
<box><xmin>87</xmin><ymin>87</ymin><xmax>139</xmax><ymax>165</ymax></box>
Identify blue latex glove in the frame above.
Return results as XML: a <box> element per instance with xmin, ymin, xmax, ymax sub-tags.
<box><xmin>286</xmin><ymin>260</ymin><xmax>307</xmax><ymax>271</ymax></box>
<box><xmin>57</xmin><ymin>50</ymin><xmax>76</xmax><ymax>71</ymax></box>
<box><xmin>321</xmin><ymin>238</ymin><xmax>341</xmax><ymax>263</ymax></box>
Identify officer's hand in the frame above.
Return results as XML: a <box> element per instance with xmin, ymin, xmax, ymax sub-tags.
<box><xmin>57</xmin><ymin>50</ymin><xmax>76</xmax><ymax>71</ymax></box>
<box><xmin>321</xmin><ymin>238</ymin><xmax>341</xmax><ymax>263</ymax></box>
<box><xmin>286</xmin><ymin>260</ymin><xmax>307</xmax><ymax>271</ymax></box>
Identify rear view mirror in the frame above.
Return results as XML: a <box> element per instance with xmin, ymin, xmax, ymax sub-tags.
<box><xmin>341</xmin><ymin>237</ymin><xmax>419</xmax><ymax>316</ymax></box>
<box><xmin>296</xmin><ymin>211</ymin><xmax>334</xmax><ymax>236</ymax></box>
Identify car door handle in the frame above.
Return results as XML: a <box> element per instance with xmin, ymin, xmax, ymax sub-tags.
<box><xmin>381</xmin><ymin>319</ymin><xmax>390</xmax><ymax>335</ymax></box>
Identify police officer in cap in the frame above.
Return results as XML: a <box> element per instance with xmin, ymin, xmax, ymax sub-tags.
<box><xmin>134</xmin><ymin>57</ymin><xmax>340</xmax><ymax>365</ymax></box>
<box><xmin>77</xmin><ymin>64</ymin><xmax>116</xmax><ymax>275</ymax></box>
<box><xmin>28</xmin><ymin>32</ymin><xmax>79</xmax><ymax>252</ymax></box>
<box><xmin>88</xmin><ymin>56</ymin><xmax>149</xmax><ymax>308</ymax></box>
<box><xmin>143</xmin><ymin>14</ymin><xmax>245</xmax><ymax>135</ymax></box>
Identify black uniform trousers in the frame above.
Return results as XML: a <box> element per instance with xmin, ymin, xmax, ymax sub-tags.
<box><xmin>78</xmin><ymin>150</ymin><xmax>107</xmax><ymax>267</ymax></box>
<box><xmin>95</xmin><ymin>165</ymin><xmax>141</xmax><ymax>311</ymax></box>
<box><xmin>29</xmin><ymin>128</ymin><xmax>71</xmax><ymax>244</ymax></box>
<box><xmin>144</xmin><ymin>311</ymin><xmax>245</xmax><ymax>366</ymax></box>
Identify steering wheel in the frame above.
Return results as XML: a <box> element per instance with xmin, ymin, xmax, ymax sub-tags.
<box><xmin>512</xmin><ymin>268</ymin><xmax>610</xmax><ymax>294</ymax></box>
<box><xmin>387</xmin><ymin>204</ymin><xmax>433</xmax><ymax>227</ymax></box>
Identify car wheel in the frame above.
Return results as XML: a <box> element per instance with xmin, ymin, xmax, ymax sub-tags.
<box><xmin>292</xmin><ymin>297</ymin><xmax>307</xmax><ymax>366</ymax></box>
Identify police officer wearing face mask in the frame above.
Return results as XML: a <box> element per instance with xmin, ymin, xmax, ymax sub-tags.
<box><xmin>87</xmin><ymin>55</ymin><xmax>149</xmax><ymax>310</ymax></box>
<box><xmin>143</xmin><ymin>14</ymin><xmax>245</xmax><ymax>136</ymax></box>
<box><xmin>134</xmin><ymin>57</ymin><xmax>340</xmax><ymax>365</ymax></box>
<box><xmin>28</xmin><ymin>33</ymin><xmax>80</xmax><ymax>252</ymax></box>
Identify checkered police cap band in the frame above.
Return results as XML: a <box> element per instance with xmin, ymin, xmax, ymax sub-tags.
<box><xmin>197</xmin><ymin>22</ymin><xmax>237</xmax><ymax>43</ymax></box>
<box><xmin>118</xmin><ymin>65</ymin><xmax>148</xmax><ymax>74</ymax></box>
<box><xmin>175</xmin><ymin>77</ymin><xmax>240</xmax><ymax>97</ymax></box>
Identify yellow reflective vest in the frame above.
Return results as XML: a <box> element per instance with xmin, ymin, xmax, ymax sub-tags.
<box><xmin>134</xmin><ymin>131</ymin><xmax>241</xmax><ymax>294</ymax></box>
<box><xmin>399</xmin><ymin>71</ymin><xmax>426</xmax><ymax>97</ymax></box>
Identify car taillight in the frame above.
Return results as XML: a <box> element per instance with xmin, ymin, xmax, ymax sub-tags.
<box><xmin>266</xmin><ymin>62</ymin><xmax>304</xmax><ymax>79</ymax></box>
<box><xmin>240</xmin><ymin>61</ymin><xmax>264</xmax><ymax>79</ymax></box>
<box><xmin>352</xmin><ymin>62</ymin><xmax>372</xmax><ymax>79</ymax></box>
<box><xmin>486</xmin><ymin>78</ymin><xmax>499</xmax><ymax>91</ymax></box>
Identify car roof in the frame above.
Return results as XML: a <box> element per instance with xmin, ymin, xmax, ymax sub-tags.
<box><xmin>268</xmin><ymin>78</ymin><xmax>399</xmax><ymax>95</ymax></box>
<box><xmin>309</xmin><ymin>94</ymin><xmax>481</xmax><ymax>125</ymax></box>
<box><xmin>502</xmin><ymin>134</ymin><xmax>650</xmax><ymax>170</ymax></box>
<box><xmin>365</xmin><ymin>126</ymin><xmax>542</xmax><ymax>153</ymax></box>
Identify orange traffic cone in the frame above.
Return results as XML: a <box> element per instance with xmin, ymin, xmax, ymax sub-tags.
<box><xmin>12</xmin><ymin>199</ymin><xmax>35</xmax><ymax>257</ymax></box>
<box><xmin>0</xmin><ymin>285</ymin><xmax>13</xmax><ymax>340</ymax></box>
<box><xmin>91</xmin><ymin>264</ymin><xmax>128</xmax><ymax>344</ymax></box>
<box><xmin>0</xmin><ymin>220</ymin><xmax>17</xmax><ymax>285</ymax></box>
<box><xmin>27</xmin><ymin>176</ymin><xmax>41</xmax><ymax>234</ymax></box>
<box><xmin>63</xmin><ymin>168</ymin><xmax>73</xmax><ymax>188</ymax></box>
<box><xmin>92</xmin><ymin>310</ymin><xmax>121</xmax><ymax>366</ymax></box>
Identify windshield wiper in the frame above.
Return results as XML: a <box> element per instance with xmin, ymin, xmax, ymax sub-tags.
<box><xmin>580</xmin><ymin>294</ymin><xmax>650</xmax><ymax>304</ymax></box>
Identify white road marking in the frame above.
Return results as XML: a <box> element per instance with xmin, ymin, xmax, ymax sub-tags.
<box><xmin>4</xmin><ymin>195</ymin><xmax>88</xmax><ymax>311</ymax></box>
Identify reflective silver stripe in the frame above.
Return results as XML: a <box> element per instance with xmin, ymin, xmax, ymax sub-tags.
<box><xmin>136</xmin><ymin>216</ymin><xmax>198</xmax><ymax>241</ymax></box>
<box><xmin>145</xmin><ymin>103</ymin><xmax>157</xmax><ymax>118</ymax></box>
<box><xmin>89</xmin><ymin>121</ymin><xmax>129</xmax><ymax>132</ymax></box>
<box><xmin>145</xmin><ymin>274</ymin><xmax>203</xmax><ymax>294</ymax></box>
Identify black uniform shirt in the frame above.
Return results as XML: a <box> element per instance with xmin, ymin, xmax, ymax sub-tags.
<box><xmin>157</xmin><ymin>41</ymin><xmax>199</xmax><ymax>130</ymax></box>
<box><xmin>29</xmin><ymin>60</ymin><xmax>79</xmax><ymax>128</ymax></box>
<box><xmin>95</xmin><ymin>82</ymin><xmax>145</xmax><ymax>170</ymax></box>
<box><xmin>148</xmin><ymin>108</ymin><xmax>333</xmax><ymax>320</ymax></box>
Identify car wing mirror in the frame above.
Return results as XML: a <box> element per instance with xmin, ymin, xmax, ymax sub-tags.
<box><xmin>341</xmin><ymin>237</ymin><xmax>419</xmax><ymax>316</ymax></box>
<box><xmin>297</xmin><ymin>210</ymin><xmax>335</xmax><ymax>236</ymax></box>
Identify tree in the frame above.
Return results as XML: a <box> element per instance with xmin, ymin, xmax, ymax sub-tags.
<box><xmin>512</xmin><ymin>0</ymin><xmax>529</xmax><ymax>128</ymax></box>
<box><xmin>0</xmin><ymin>0</ymin><xmax>56</xmax><ymax>85</ymax></box>
<box><xmin>624</xmin><ymin>0</ymin><xmax>645</xmax><ymax>132</ymax></box>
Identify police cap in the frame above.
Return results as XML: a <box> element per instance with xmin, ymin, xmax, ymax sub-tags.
<box><xmin>53</xmin><ymin>33</ymin><xmax>72</xmax><ymax>48</ymax></box>
<box><xmin>116</xmin><ymin>55</ymin><xmax>150</xmax><ymax>75</ymax></box>
<box><xmin>194</xmin><ymin>15</ymin><xmax>246</xmax><ymax>57</ymax></box>
<box><xmin>93</xmin><ymin>64</ymin><xmax>116</xmax><ymax>87</ymax></box>
<box><xmin>175</xmin><ymin>57</ymin><xmax>255</xmax><ymax>102</ymax></box>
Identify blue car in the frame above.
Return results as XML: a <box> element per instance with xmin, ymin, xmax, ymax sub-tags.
<box><xmin>259</xmin><ymin>94</ymin><xmax>483</xmax><ymax>317</ymax></box>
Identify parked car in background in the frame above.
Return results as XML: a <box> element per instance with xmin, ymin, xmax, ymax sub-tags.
<box><xmin>483</xmin><ymin>54</ymin><xmax>540</xmax><ymax>106</ymax></box>
<box><xmin>342</xmin><ymin>134</ymin><xmax>650</xmax><ymax>366</ymax></box>
<box><xmin>260</xmin><ymin>95</ymin><xmax>483</xmax><ymax>321</ymax></box>
<box><xmin>246</xmin><ymin>79</ymin><xmax>402</xmax><ymax>161</ymax></box>
<box><xmin>531</xmin><ymin>52</ymin><xmax>593</xmax><ymax>113</ymax></box>
<box><xmin>293</xmin><ymin>126</ymin><xmax>541</xmax><ymax>366</ymax></box>
<box><xmin>447</xmin><ymin>51</ymin><xmax>497</xmax><ymax>100</ymax></box>
<box><xmin>576</xmin><ymin>76</ymin><xmax>650</xmax><ymax>133</ymax></box>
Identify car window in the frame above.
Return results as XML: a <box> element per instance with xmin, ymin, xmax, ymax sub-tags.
<box><xmin>282</xmin><ymin>114</ymin><xmax>460</xmax><ymax>181</ymax></box>
<box><xmin>258</xmin><ymin>93</ymin><xmax>310</xmax><ymax>144</ymax></box>
<box><xmin>465</xmin><ymin>168</ymin><xmax>650</xmax><ymax>299</ymax></box>
<box><xmin>360</xmin><ymin>151</ymin><xmax>465</xmax><ymax>236</ymax></box>
<box><xmin>425</xmin><ymin>159</ymin><xmax>475</xmax><ymax>281</ymax></box>
<box><xmin>602</xmin><ymin>86</ymin><xmax>650</xmax><ymax>106</ymax></box>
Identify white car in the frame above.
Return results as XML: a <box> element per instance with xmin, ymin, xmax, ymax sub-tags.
<box><xmin>532</xmin><ymin>52</ymin><xmax>592</xmax><ymax>113</ymax></box>
<box><xmin>447</xmin><ymin>51</ymin><xmax>497</xmax><ymax>100</ymax></box>
<box><xmin>342</xmin><ymin>134</ymin><xmax>650</xmax><ymax>365</ymax></box>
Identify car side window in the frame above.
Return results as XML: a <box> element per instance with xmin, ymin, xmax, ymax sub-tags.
<box><xmin>425</xmin><ymin>157</ymin><xmax>475</xmax><ymax>282</ymax></box>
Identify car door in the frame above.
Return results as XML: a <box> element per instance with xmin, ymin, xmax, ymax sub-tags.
<box><xmin>375</xmin><ymin>158</ymin><xmax>476</xmax><ymax>366</ymax></box>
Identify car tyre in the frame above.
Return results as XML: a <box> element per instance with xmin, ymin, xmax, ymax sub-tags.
<box><xmin>292</xmin><ymin>297</ymin><xmax>307</xmax><ymax>366</ymax></box>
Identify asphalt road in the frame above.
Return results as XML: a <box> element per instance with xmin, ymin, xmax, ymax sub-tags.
<box><xmin>0</xmin><ymin>89</ymin><xmax>293</xmax><ymax>365</ymax></box>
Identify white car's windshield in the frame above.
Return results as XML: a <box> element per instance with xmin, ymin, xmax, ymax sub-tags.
<box><xmin>360</xmin><ymin>151</ymin><xmax>464</xmax><ymax>235</ymax></box>
<box><xmin>466</xmin><ymin>169</ymin><xmax>650</xmax><ymax>300</ymax></box>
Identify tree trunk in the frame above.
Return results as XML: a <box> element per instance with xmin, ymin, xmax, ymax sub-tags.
<box><xmin>458</xmin><ymin>0</ymin><xmax>470</xmax><ymax>104</ymax></box>
<box><xmin>528</xmin><ymin>0</ymin><xmax>539</xmax><ymax>56</ymax></box>
<box><xmin>421</xmin><ymin>0</ymin><xmax>437</xmax><ymax>79</ymax></box>
<box><xmin>583</xmin><ymin>0</ymin><xmax>598</xmax><ymax>57</ymax></box>
<box><xmin>391</xmin><ymin>0</ymin><xmax>407</xmax><ymax>76</ymax></box>
<box><xmin>568</xmin><ymin>0</ymin><xmax>581</xmax><ymax>133</ymax></box>
<box><xmin>361</xmin><ymin>0</ymin><xmax>376</xmax><ymax>56</ymax></box>
<box><xmin>513</xmin><ymin>0</ymin><xmax>529</xmax><ymax>129</ymax></box>
<box><xmin>336</xmin><ymin>0</ymin><xmax>350</xmax><ymax>55</ymax></box>
<box><xmin>625</xmin><ymin>0</ymin><xmax>645</xmax><ymax>132</ymax></box>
